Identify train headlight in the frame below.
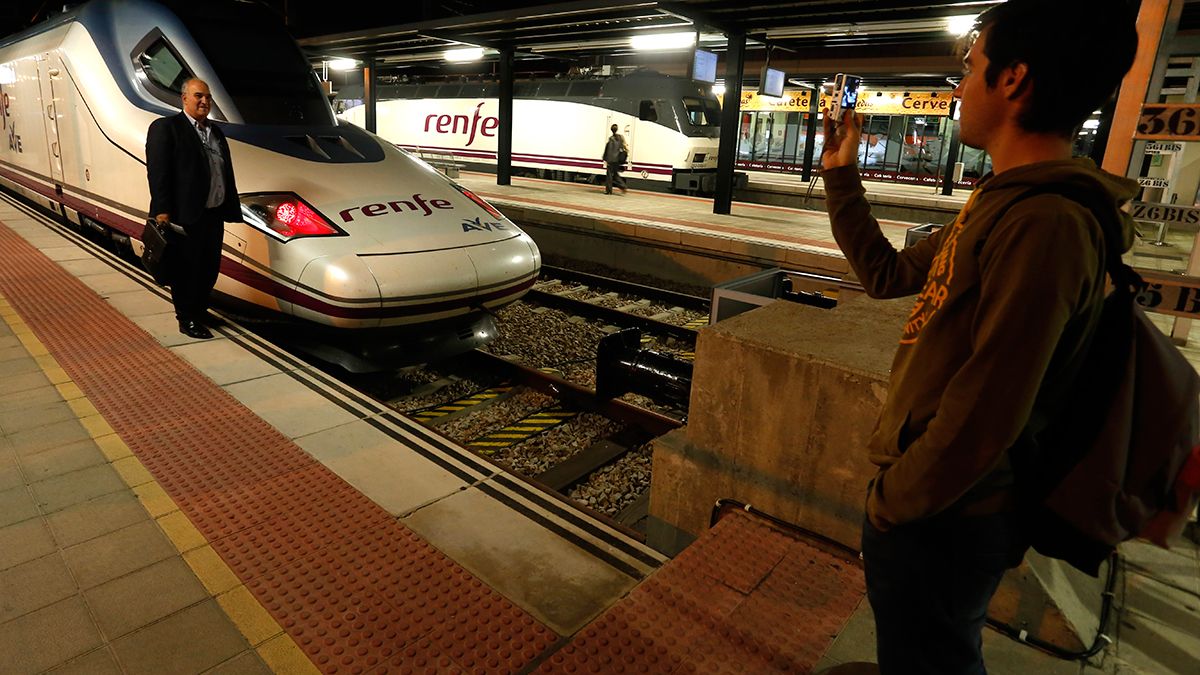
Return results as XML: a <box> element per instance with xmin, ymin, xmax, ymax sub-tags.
<box><xmin>240</xmin><ymin>193</ymin><xmax>344</xmax><ymax>241</ymax></box>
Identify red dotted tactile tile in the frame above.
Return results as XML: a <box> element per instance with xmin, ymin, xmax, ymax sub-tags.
<box><xmin>0</xmin><ymin>222</ymin><xmax>558</xmax><ymax>673</ymax></box>
<box><xmin>536</xmin><ymin>509</ymin><xmax>866</xmax><ymax>674</ymax></box>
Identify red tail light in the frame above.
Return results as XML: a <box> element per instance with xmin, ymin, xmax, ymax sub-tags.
<box><xmin>453</xmin><ymin>184</ymin><xmax>504</xmax><ymax>220</ymax></box>
<box><xmin>240</xmin><ymin>194</ymin><xmax>343</xmax><ymax>241</ymax></box>
<box><xmin>273</xmin><ymin>200</ymin><xmax>336</xmax><ymax>236</ymax></box>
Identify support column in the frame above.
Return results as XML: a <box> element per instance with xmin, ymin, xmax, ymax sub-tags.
<box><xmin>362</xmin><ymin>58</ymin><xmax>377</xmax><ymax>134</ymax></box>
<box><xmin>714</xmin><ymin>32</ymin><xmax>746</xmax><ymax>215</ymax></box>
<box><xmin>801</xmin><ymin>88</ymin><xmax>818</xmax><ymax>182</ymax></box>
<box><xmin>497</xmin><ymin>46</ymin><xmax>515</xmax><ymax>186</ymax></box>
<box><xmin>940</xmin><ymin>103</ymin><xmax>962</xmax><ymax>197</ymax></box>
<box><xmin>1102</xmin><ymin>0</ymin><xmax>1184</xmax><ymax>178</ymax></box>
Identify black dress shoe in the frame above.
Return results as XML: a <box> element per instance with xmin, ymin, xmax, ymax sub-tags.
<box><xmin>179</xmin><ymin>320</ymin><xmax>213</xmax><ymax>339</ymax></box>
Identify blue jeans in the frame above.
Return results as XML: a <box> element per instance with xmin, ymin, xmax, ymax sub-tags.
<box><xmin>861</xmin><ymin>511</ymin><xmax>1028</xmax><ymax>675</ymax></box>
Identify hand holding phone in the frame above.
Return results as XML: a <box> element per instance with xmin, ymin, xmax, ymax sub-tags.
<box><xmin>821</xmin><ymin>77</ymin><xmax>864</xmax><ymax>171</ymax></box>
<box><xmin>830</xmin><ymin>73</ymin><xmax>863</xmax><ymax>121</ymax></box>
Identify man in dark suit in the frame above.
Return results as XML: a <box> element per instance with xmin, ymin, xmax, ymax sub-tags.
<box><xmin>146</xmin><ymin>78</ymin><xmax>241</xmax><ymax>339</ymax></box>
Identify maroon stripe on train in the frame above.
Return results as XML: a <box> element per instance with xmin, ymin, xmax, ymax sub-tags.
<box><xmin>399</xmin><ymin>144</ymin><xmax>676</xmax><ymax>173</ymax></box>
<box><xmin>0</xmin><ymin>164</ymin><xmax>144</xmax><ymax>237</ymax></box>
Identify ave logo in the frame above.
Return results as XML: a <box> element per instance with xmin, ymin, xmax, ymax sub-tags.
<box><xmin>461</xmin><ymin>217</ymin><xmax>506</xmax><ymax>232</ymax></box>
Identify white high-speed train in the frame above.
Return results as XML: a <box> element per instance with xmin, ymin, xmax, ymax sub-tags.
<box><xmin>0</xmin><ymin>0</ymin><xmax>540</xmax><ymax>370</ymax></box>
<box><xmin>340</xmin><ymin>71</ymin><xmax>727</xmax><ymax>190</ymax></box>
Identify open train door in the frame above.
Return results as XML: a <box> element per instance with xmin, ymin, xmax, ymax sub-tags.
<box><xmin>35</xmin><ymin>54</ymin><xmax>63</xmax><ymax>190</ymax></box>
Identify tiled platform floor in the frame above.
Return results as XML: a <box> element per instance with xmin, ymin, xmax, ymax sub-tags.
<box><xmin>0</xmin><ymin>295</ymin><xmax>295</xmax><ymax>674</ymax></box>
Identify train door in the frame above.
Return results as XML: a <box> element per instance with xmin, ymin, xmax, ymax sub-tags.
<box><xmin>35</xmin><ymin>55</ymin><xmax>63</xmax><ymax>188</ymax></box>
<box><xmin>606</xmin><ymin>112</ymin><xmax>634</xmax><ymax>167</ymax></box>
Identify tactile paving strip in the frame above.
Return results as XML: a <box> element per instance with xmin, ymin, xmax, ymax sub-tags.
<box><xmin>0</xmin><ymin>222</ymin><xmax>558</xmax><ymax>674</ymax></box>
<box><xmin>536</xmin><ymin>509</ymin><xmax>866</xmax><ymax>674</ymax></box>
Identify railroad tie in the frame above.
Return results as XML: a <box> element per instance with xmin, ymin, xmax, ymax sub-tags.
<box><xmin>469</xmin><ymin>407</ymin><xmax>579</xmax><ymax>454</ymax></box>
<box><xmin>412</xmin><ymin>386</ymin><xmax>512</xmax><ymax>420</ymax></box>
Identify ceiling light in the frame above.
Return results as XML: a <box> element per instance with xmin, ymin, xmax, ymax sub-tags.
<box><xmin>1083</xmin><ymin>119</ymin><xmax>1101</xmax><ymax>129</ymax></box>
<box><xmin>631</xmin><ymin>32</ymin><xmax>695</xmax><ymax>51</ymax></box>
<box><xmin>328</xmin><ymin>58</ymin><xmax>358</xmax><ymax>71</ymax></box>
<box><xmin>947</xmin><ymin>15</ymin><xmax>978</xmax><ymax>36</ymax></box>
<box><xmin>712</xmin><ymin>83</ymin><xmax>726</xmax><ymax>96</ymax></box>
<box><xmin>445</xmin><ymin>47</ymin><xmax>484</xmax><ymax>62</ymax></box>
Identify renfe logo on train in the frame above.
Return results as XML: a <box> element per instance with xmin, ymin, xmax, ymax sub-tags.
<box><xmin>338</xmin><ymin>193</ymin><xmax>453</xmax><ymax>222</ymax></box>
<box><xmin>425</xmin><ymin>102</ymin><xmax>499</xmax><ymax>147</ymax></box>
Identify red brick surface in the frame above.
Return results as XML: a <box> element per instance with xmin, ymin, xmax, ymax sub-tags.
<box><xmin>537</xmin><ymin>509</ymin><xmax>866</xmax><ymax>674</ymax></box>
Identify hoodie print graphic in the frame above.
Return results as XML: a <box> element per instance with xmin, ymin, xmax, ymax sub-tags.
<box><xmin>901</xmin><ymin>192</ymin><xmax>979</xmax><ymax>345</ymax></box>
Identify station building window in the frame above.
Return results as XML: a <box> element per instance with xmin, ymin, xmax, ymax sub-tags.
<box><xmin>731</xmin><ymin>89</ymin><xmax>986</xmax><ymax>189</ymax></box>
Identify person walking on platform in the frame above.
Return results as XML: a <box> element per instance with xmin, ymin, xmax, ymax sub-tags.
<box><xmin>146</xmin><ymin>78</ymin><xmax>241</xmax><ymax>340</ymax></box>
<box><xmin>819</xmin><ymin>1</ymin><xmax>1138</xmax><ymax>672</ymax></box>
<box><xmin>603</xmin><ymin>124</ymin><xmax>629</xmax><ymax>194</ymax></box>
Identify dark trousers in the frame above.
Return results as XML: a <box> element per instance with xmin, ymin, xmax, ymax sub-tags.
<box><xmin>169</xmin><ymin>209</ymin><xmax>224</xmax><ymax>323</ymax></box>
<box><xmin>605</xmin><ymin>162</ymin><xmax>626</xmax><ymax>193</ymax></box>
<box><xmin>862</xmin><ymin>511</ymin><xmax>1027</xmax><ymax>675</ymax></box>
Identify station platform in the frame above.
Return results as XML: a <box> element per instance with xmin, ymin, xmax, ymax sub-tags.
<box><xmin>0</xmin><ymin>188</ymin><xmax>1197</xmax><ymax>675</ymax></box>
<box><xmin>0</xmin><ymin>197</ymin><xmax>868</xmax><ymax>673</ymax></box>
<box><xmin>455</xmin><ymin>171</ymin><xmax>964</xmax><ymax>291</ymax></box>
<box><xmin>740</xmin><ymin>170</ymin><xmax>970</xmax><ymax>215</ymax></box>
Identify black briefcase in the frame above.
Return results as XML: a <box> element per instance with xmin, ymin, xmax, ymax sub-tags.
<box><xmin>141</xmin><ymin>219</ymin><xmax>173</xmax><ymax>285</ymax></box>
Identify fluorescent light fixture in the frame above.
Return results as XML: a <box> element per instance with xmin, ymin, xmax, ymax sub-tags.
<box><xmin>712</xmin><ymin>83</ymin><xmax>726</xmax><ymax>96</ymax></box>
<box><xmin>631</xmin><ymin>32</ymin><xmax>695</xmax><ymax>51</ymax></box>
<box><xmin>946</xmin><ymin>15</ymin><xmax>977</xmax><ymax>36</ymax></box>
<box><xmin>1083</xmin><ymin>119</ymin><xmax>1101</xmax><ymax>130</ymax></box>
<box><xmin>445</xmin><ymin>47</ymin><xmax>484</xmax><ymax>62</ymax></box>
<box><xmin>328</xmin><ymin>58</ymin><xmax>358</xmax><ymax>71</ymax></box>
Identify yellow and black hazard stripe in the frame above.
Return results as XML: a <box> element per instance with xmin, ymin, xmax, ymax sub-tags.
<box><xmin>470</xmin><ymin>407</ymin><xmax>578</xmax><ymax>454</ymax></box>
<box><xmin>413</xmin><ymin>386</ymin><xmax>511</xmax><ymax>421</ymax></box>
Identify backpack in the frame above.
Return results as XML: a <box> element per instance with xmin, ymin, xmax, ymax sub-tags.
<box><xmin>1000</xmin><ymin>185</ymin><xmax>1200</xmax><ymax>577</ymax></box>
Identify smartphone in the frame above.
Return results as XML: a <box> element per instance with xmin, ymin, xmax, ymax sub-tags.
<box><xmin>830</xmin><ymin>73</ymin><xmax>863</xmax><ymax>120</ymax></box>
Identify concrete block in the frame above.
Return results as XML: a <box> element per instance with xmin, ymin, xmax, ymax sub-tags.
<box><xmin>652</xmin><ymin>298</ymin><xmax>907</xmax><ymax>551</ymax></box>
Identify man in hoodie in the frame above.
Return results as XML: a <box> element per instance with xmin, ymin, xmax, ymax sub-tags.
<box><xmin>820</xmin><ymin>1</ymin><xmax>1139</xmax><ymax>672</ymax></box>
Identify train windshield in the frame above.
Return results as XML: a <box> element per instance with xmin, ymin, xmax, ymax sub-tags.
<box><xmin>682</xmin><ymin>97</ymin><xmax>721</xmax><ymax>127</ymax></box>
<box><xmin>174</xmin><ymin>3</ymin><xmax>334</xmax><ymax>126</ymax></box>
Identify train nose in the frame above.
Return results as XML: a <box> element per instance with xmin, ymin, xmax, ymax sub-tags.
<box><xmin>361</xmin><ymin>235</ymin><xmax>539</xmax><ymax>327</ymax></box>
<box><xmin>295</xmin><ymin>235</ymin><xmax>539</xmax><ymax>330</ymax></box>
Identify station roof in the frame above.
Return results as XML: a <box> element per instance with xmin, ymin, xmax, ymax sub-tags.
<box><xmin>296</xmin><ymin>0</ymin><xmax>1010</xmax><ymax>89</ymax></box>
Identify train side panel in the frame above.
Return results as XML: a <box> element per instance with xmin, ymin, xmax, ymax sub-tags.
<box><xmin>343</xmin><ymin>98</ymin><xmax>698</xmax><ymax>182</ymax></box>
<box><xmin>0</xmin><ymin>26</ymin><xmax>68</xmax><ymax>213</ymax></box>
<box><xmin>53</xmin><ymin>23</ymin><xmax>157</xmax><ymax>232</ymax></box>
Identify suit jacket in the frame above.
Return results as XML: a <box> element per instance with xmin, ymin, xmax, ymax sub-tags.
<box><xmin>146</xmin><ymin>112</ymin><xmax>241</xmax><ymax>228</ymax></box>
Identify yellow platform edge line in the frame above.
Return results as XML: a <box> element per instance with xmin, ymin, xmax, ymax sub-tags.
<box><xmin>0</xmin><ymin>295</ymin><xmax>314</xmax><ymax>674</ymax></box>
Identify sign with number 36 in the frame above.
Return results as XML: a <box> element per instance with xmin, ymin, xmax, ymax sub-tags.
<box><xmin>1137</xmin><ymin>104</ymin><xmax>1200</xmax><ymax>140</ymax></box>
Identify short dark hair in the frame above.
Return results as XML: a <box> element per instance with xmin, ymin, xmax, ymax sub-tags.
<box><xmin>971</xmin><ymin>0</ymin><xmax>1138</xmax><ymax>136</ymax></box>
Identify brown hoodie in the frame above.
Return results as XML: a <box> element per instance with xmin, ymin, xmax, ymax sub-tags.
<box><xmin>824</xmin><ymin>158</ymin><xmax>1139</xmax><ymax>530</ymax></box>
